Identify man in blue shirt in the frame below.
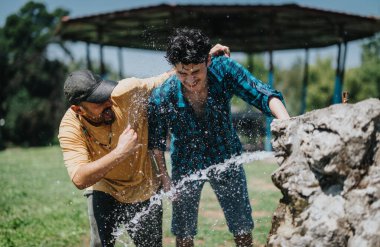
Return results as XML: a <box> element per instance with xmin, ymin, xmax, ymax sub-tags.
<box><xmin>148</xmin><ymin>28</ymin><xmax>289</xmax><ymax>247</ymax></box>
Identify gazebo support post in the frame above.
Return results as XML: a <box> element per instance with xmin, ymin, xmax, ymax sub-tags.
<box><xmin>332</xmin><ymin>41</ymin><xmax>348</xmax><ymax>104</ymax></box>
<box><xmin>86</xmin><ymin>42</ymin><xmax>92</xmax><ymax>71</ymax></box>
<box><xmin>118</xmin><ymin>47</ymin><xmax>124</xmax><ymax>79</ymax></box>
<box><xmin>265</xmin><ymin>50</ymin><xmax>274</xmax><ymax>151</ymax></box>
<box><xmin>340</xmin><ymin>41</ymin><xmax>348</xmax><ymax>90</ymax></box>
<box><xmin>300</xmin><ymin>48</ymin><xmax>309</xmax><ymax>114</ymax></box>
<box><xmin>97</xmin><ymin>26</ymin><xmax>106</xmax><ymax>77</ymax></box>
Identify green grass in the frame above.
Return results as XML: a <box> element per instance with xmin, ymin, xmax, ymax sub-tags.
<box><xmin>0</xmin><ymin>147</ymin><xmax>281</xmax><ymax>247</ymax></box>
<box><xmin>0</xmin><ymin>147</ymin><xmax>89</xmax><ymax>247</ymax></box>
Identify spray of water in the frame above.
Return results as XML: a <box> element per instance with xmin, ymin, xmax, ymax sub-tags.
<box><xmin>112</xmin><ymin>151</ymin><xmax>274</xmax><ymax>244</ymax></box>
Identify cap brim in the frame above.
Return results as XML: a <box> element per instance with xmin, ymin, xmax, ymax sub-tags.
<box><xmin>86</xmin><ymin>79</ymin><xmax>117</xmax><ymax>103</ymax></box>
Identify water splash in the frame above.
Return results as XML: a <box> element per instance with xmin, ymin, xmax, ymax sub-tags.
<box><xmin>112</xmin><ymin>151</ymin><xmax>274</xmax><ymax>244</ymax></box>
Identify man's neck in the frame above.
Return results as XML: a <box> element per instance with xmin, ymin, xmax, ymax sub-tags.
<box><xmin>184</xmin><ymin>86</ymin><xmax>208</xmax><ymax>103</ymax></box>
<box><xmin>183</xmin><ymin>83</ymin><xmax>208</xmax><ymax>117</ymax></box>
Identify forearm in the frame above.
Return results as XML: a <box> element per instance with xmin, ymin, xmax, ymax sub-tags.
<box><xmin>141</xmin><ymin>68</ymin><xmax>175</xmax><ymax>88</ymax></box>
<box><xmin>152</xmin><ymin>149</ymin><xmax>170</xmax><ymax>178</ymax></box>
<box><xmin>151</xmin><ymin>149</ymin><xmax>173</xmax><ymax>194</ymax></box>
<box><xmin>269</xmin><ymin>97</ymin><xmax>290</xmax><ymax>120</ymax></box>
<box><xmin>72</xmin><ymin>150</ymin><xmax>123</xmax><ymax>190</ymax></box>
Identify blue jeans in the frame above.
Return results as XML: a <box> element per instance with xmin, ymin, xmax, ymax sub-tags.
<box><xmin>172</xmin><ymin>166</ymin><xmax>254</xmax><ymax>238</ymax></box>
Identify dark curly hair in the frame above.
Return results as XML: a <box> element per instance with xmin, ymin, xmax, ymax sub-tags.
<box><xmin>165</xmin><ymin>28</ymin><xmax>212</xmax><ymax>66</ymax></box>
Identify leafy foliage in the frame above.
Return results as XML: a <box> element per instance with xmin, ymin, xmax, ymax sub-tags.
<box><xmin>0</xmin><ymin>1</ymin><xmax>69</xmax><ymax>147</ymax></box>
<box><xmin>275</xmin><ymin>57</ymin><xmax>303</xmax><ymax>115</ymax></box>
<box><xmin>306</xmin><ymin>56</ymin><xmax>335</xmax><ymax>111</ymax></box>
<box><xmin>345</xmin><ymin>35</ymin><xmax>380</xmax><ymax>102</ymax></box>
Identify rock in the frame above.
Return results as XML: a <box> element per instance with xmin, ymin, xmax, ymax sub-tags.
<box><xmin>267</xmin><ymin>98</ymin><xmax>380</xmax><ymax>247</ymax></box>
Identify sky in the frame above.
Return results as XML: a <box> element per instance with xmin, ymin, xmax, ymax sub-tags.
<box><xmin>1</xmin><ymin>0</ymin><xmax>380</xmax><ymax>77</ymax></box>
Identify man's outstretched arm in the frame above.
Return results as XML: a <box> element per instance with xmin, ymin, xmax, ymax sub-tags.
<box><xmin>151</xmin><ymin>149</ymin><xmax>173</xmax><ymax>193</ymax></box>
<box><xmin>269</xmin><ymin>97</ymin><xmax>290</xmax><ymax>120</ymax></box>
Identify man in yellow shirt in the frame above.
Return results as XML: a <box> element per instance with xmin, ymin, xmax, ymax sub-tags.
<box><xmin>59</xmin><ymin>70</ymin><xmax>170</xmax><ymax>247</ymax></box>
<box><xmin>58</xmin><ymin>45</ymin><xmax>229</xmax><ymax>247</ymax></box>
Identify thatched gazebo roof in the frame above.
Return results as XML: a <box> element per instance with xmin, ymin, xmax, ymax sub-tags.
<box><xmin>57</xmin><ymin>3</ymin><xmax>380</xmax><ymax>52</ymax></box>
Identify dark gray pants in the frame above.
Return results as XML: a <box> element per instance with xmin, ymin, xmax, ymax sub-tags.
<box><xmin>85</xmin><ymin>190</ymin><xmax>163</xmax><ymax>247</ymax></box>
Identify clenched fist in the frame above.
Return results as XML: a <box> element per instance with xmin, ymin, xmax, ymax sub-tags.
<box><xmin>113</xmin><ymin>125</ymin><xmax>141</xmax><ymax>162</ymax></box>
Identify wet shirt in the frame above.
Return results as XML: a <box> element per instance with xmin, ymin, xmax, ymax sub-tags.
<box><xmin>58</xmin><ymin>73</ymin><xmax>169</xmax><ymax>203</ymax></box>
<box><xmin>148</xmin><ymin>56</ymin><xmax>284</xmax><ymax>179</ymax></box>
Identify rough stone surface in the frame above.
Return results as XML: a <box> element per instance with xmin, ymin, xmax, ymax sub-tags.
<box><xmin>267</xmin><ymin>98</ymin><xmax>380</xmax><ymax>247</ymax></box>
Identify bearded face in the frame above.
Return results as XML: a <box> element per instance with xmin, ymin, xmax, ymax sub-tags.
<box><xmin>77</xmin><ymin>99</ymin><xmax>116</xmax><ymax>125</ymax></box>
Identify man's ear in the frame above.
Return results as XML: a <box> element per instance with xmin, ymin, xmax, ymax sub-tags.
<box><xmin>70</xmin><ymin>105</ymin><xmax>84</xmax><ymax>115</ymax></box>
<box><xmin>206</xmin><ymin>54</ymin><xmax>211</xmax><ymax>67</ymax></box>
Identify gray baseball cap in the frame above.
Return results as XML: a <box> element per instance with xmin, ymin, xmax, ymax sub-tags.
<box><xmin>64</xmin><ymin>70</ymin><xmax>117</xmax><ymax>105</ymax></box>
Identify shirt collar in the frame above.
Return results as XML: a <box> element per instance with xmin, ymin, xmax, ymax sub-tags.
<box><xmin>175</xmin><ymin>78</ymin><xmax>187</xmax><ymax>108</ymax></box>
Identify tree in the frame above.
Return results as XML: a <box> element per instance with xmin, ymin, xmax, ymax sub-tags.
<box><xmin>345</xmin><ymin>35</ymin><xmax>380</xmax><ymax>102</ymax></box>
<box><xmin>274</xmin><ymin>57</ymin><xmax>303</xmax><ymax>116</ymax></box>
<box><xmin>0</xmin><ymin>1</ymin><xmax>70</xmax><ymax>147</ymax></box>
<box><xmin>306</xmin><ymin>57</ymin><xmax>335</xmax><ymax>111</ymax></box>
<box><xmin>238</xmin><ymin>36</ymin><xmax>380</xmax><ymax>119</ymax></box>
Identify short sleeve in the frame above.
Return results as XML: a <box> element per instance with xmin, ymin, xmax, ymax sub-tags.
<box><xmin>58</xmin><ymin>111</ymin><xmax>90</xmax><ymax>180</ymax></box>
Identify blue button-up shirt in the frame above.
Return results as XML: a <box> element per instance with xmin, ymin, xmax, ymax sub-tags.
<box><xmin>148</xmin><ymin>56</ymin><xmax>284</xmax><ymax>179</ymax></box>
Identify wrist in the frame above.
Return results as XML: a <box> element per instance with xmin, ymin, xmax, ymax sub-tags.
<box><xmin>111</xmin><ymin>147</ymin><xmax>124</xmax><ymax>163</ymax></box>
<box><xmin>161</xmin><ymin>172</ymin><xmax>171</xmax><ymax>181</ymax></box>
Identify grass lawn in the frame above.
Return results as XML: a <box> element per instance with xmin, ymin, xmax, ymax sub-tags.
<box><xmin>0</xmin><ymin>146</ymin><xmax>281</xmax><ymax>247</ymax></box>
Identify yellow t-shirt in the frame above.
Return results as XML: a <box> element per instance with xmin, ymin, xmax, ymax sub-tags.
<box><xmin>58</xmin><ymin>73</ymin><xmax>168</xmax><ymax>203</ymax></box>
